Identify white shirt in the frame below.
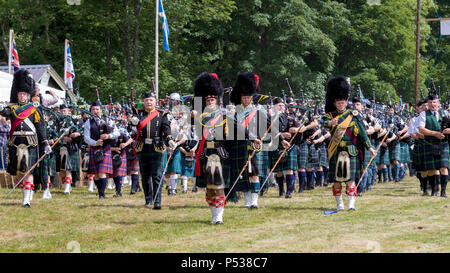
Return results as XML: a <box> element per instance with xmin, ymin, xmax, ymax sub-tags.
<box><xmin>83</xmin><ymin>117</ymin><xmax>120</xmax><ymax>146</ymax></box>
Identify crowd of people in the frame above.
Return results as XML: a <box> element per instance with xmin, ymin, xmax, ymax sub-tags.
<box><xmin>0</xmin><ymin>69</ymin><xmax>448</xmax><ymax>225</ymax></box>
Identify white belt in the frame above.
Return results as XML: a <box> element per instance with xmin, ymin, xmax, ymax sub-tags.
<box><xmin>12</xmin><ymin>131</ymin><xmax>36</xmax><ymax>136</ymax></box>
<box><xmin>145</xmin><ymin>138</ymin><xmax>153</xmax><ymax>144</ymax></box>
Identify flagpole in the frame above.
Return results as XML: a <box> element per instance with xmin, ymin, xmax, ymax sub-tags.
<box><xmin>155</xmin><ymin>0</ymin><xmax>159</xmax><ymax>101</ymax></box>
<box><xmin>8</xmin><ymin>29</ymin><xmax>13</xmax><ymax>75</ymax></box>
<box><xmin>64</xmin><ymin>39</ymin><xmax>68</xmax><ymax>90</ymax></box>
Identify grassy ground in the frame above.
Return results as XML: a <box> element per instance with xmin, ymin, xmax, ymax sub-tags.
<box><xmin>0</xmin><ymin>176</ymin><xmax>448</xmax><ymax>253</ymax></box>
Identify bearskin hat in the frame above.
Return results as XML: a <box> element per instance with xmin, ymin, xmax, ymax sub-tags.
<box><xmin>10</xmin><ymin>69</ymin><xmax>36</xmax><ymax>103</ymax></box>
<box><xmin>230</xmin><ymin>72</ymin><xmax>259</xmax><ymax>105</ymax></box>
<box><xmin>193</xmin><ymin>72</ymin><xmax>223</xmax><ymax>99</ymax></box>
<box><xmin>324</xmin><ymin>75</ymin><xmax>351</xmax><ymax>113</ymax></box>
<box><xmin>144</xmin><ymin>91</ymin><xmax>157</xmax><ymax>99</ymax></box>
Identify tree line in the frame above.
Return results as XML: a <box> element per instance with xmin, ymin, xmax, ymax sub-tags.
<box><xmin>0</xmin><ymin>0</ymin><xmax>448</xmax><ymax>105</ymax></box>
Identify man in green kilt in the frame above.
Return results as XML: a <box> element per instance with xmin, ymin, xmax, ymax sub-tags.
<box><xmin>417</xmin><ymin>94</ymin><xmax>449</xmax><ymax>198</ymax></box>
<box><xmin>132</xmin><ymin>91</ymin><xmax>175</xmax><ymax>209</ymax></box>
<box><xmin>269</xmin><ymin>97</ymin><xmax>298</xmax><ymax>198</ymax></box>
<box><xmin>58</xmin><ymin>104</ymin><xmax>83</xmax><ymax>194</ymax></box>
<box><xmin>228</xmin><ymin>72</ymin><xmax>266</xmax><ymax>209</ymax></box>
<box><xmin>323</xmin><ymin>76</ymin><xmax>376</xmax><ymax>210</ymax></box>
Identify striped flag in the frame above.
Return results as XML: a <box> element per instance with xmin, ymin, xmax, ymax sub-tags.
<box><xmin>65</xmin><ymin>42</ymin><xmax>75</xmax><ymax>90</ymax></box>
<box><xmin>11</xmin><ymin>33</ymin><xmax>20</xmax><ymax>72</ymax></box>
<box><xmin>159</xmin><ymin>0</ymin><xmax>170</xmax><ymax>51</ymax></box>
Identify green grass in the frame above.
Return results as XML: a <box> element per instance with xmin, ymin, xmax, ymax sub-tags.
<box><xmin>0</xmin><ymin>176</ymin><xmax>448</xmax><ymax>253</ymax></box>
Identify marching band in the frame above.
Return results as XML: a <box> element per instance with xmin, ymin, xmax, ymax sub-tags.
<box><xmin>1</xmin><ymin>69</ymin><xmax>448</xmax><ymax>225</ymax></box>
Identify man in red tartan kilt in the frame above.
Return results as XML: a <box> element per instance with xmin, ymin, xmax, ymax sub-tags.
<box><xmin>83</xmin><ymin>100</ymin><xmax>120</xmax><ymax>199</ymax></box>
<box><xmin>109</xmin><ymin>121</ymin><xmax>133</xmax><ymax>197</ymax></box>
<box><xmin>125</xmin><ymin>109</ymin><xmax>141</xmax><ymax>194</ymax></box>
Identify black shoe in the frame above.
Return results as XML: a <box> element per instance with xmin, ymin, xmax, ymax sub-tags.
<box><xmin>250</xmin><ymin>205</ymin><xmax>258</xmax><ymax>209</ymax></box>
<box><xmin>285</xmin><ymin>193</ymin><xmax>292</xmax><ymax>199</ymax></box>
<box><xmin>192</xmin><ymin>187</ymin><xmax>198</xmax><ymax>193</ymax></box>
<box><xmin>182</xmin><ymin>190</ymin><xmax>187</xmax><ymax>194</ymax></box>
<box><xmin>153</xmin><ymin>203</ymin><xmax>161</xmax><ymax>210</ymax></box>
<box><xmin>23</xmin><ymin>204</ymin><xmax>30</xmax><ymax>208</ymax></box>
<box><xmin>99</xmin><ymin>196</ymin><xmax>105</xmax><ymax>200</ymax></box>
<box><xmin>113</xmin><ymin>193</ymin><xmax>122</xmax><ymax>197</ymax></box>
<box><xmin>422</xmin><ymin>191</ymin><xmax>429</xmax><ymax>196</ymax></box>
<box><xmin>145</xmin><ymin>202</ymin><xmax>153</xmax><ymax>207</ymax></box>
<box><xmin>130</xmin><ymin>190</ymin><xmax>136</xmax><ymax>195</ymax></box>
<box><xmin>279</xmin><ymin>191</ymin><xmax>285</xmax><ymax>197</ymax></box>
<box><xmin>215</xmin><ymin>221</ymin><xmax>224</xmax><ymax>225</ymax></box>
<box><xmin>432</xmin><ymin>191</ymin><xmax>439</xmax><ymax>197</ymax></box>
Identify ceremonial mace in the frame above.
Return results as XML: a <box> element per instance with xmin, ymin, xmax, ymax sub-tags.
<box><xmin>2</xmin><ymin>126</ymin><xmax>73</xmax><ymax>201</ymax></box>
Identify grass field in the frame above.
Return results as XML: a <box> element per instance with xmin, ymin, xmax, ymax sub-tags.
<box><xmin>0</xmin><ymin>176</ymin><xmax>448</xmax><ymax>253</ymax></box>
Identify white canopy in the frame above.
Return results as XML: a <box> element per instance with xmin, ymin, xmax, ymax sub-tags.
<box><xmin>0</xmin><ymin>71</ymin><xmax>66</xmax><ymax>106</ymax></box>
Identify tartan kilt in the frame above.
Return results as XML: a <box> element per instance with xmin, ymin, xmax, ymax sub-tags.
<box><xmin>375</xmin><ymin>143</ymin><xmax>390</xmax><ymax>165</ymax></box>
<box><xmin>399</xmin><ymin>142</ymin><xmax>410</xmax><ymax>163</ymax></box>
<box><xmin>411</xmin><ymin>141</ymin><xmax>422</xmax><ymax>171</ymax></box>
<box><xmin>165</xmin><ymin>148</ymin><xmax>182</xmax><ymax>174</ymax></box>
<box><xmin>364</xmin><ymin>145</ymin><xmax>375</xmax><ymax>167</ymax></box>
<box><xmin>297</xmin><ymin>141</ymin><xmax>308</xmax><ymax>170</ymax></box>
<box><xmin>230</xmin><ymin>140</ymin><xmax>259</xmax><ymax>192</ymax></box>
<box><xmin>180</xmin><ymin>153</ymin><xmax>195</xmax><ymax>178</ymax></box>
<box><xmin>307</xmin><ymin>144</ymin><xmax>319</xmax><ymax>169</ymax></box>
<box><xmin>389</xmin><ymin>142</ymin><xmax>401</xmax><ymax>163</ymax></box>
<box><xmin>7</xmin><ymin>144</ymin><xmax>39</xmax><ymax>176</ymax></box>
<box><xmin>270</xmin><ymin>145</ymin><xmax>298</xmax><ymax>173</ymax></box>
<box><xmin>127</xmin><ymin>157</ymin><xmax>140</xmax><ymax>174</ymax></box>
<box><xmin>421</xmin><ymin>140</ymin><xmax>449</xmax><ymax>170</ymax></box>
<box><xmin>255</xmin><ymin>150</ymin><xmax>270</xmax><ymax>178</ymax></box>
<box><xmin>328</xmin><ymin>146</ymin><xmax>361</xmax><ymax>183</ymax></box>
<box><xmin>318</xmin><ymin>145</ymin><xmax>329</xmax><ymax>168</ymax></box>
<box><xmin>111</xmin><ymin>150</ymin><xmax>127</xmax><ymax>177</ymax></box>
<box><xmin>67</xmin><ymin>149</ymin><xmax>80</xmax><ymax>172</ymax></box>
<box><xmin>87</xmin><ymin>145</ymin><xmax>113</xmax><ymax>175</ymax></box>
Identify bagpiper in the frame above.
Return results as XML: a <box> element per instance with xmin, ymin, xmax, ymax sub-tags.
<box><xmin>193</xmin><ymin>72</ymin><xmax>230</xmax><ymax>224</ymax></box>
<box><xmin>83</xmin><ymin>100</ymin><xmax>120</xmax><ymax>199</ymax></box>
<box><xmin>416</xmin><ymin>94</ymin><xmax>449</xmax><ymax>198</ymax></box>
<box><xmin>323</xmin><ymin>76</ymin><xmax>376</xmax><ymax>211</ymax></box>
<box><xmin>228</xmin><ymin>72</ymin><xmax>266</xmax><ymax>209</ymax></box>
<box><xmin>0</xmin><ymin>69</ymin><xmax>51</xmax><ymax>208</ymax></box>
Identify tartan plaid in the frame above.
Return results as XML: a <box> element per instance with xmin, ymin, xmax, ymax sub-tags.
<box><xmin>255</xmin><ymin>150</ymin><xmax>270</xmax><ymax>177</ymax></box>
<box><xmin>307</xmin><ymin>144</ymin><xmax>319</xmax><ymax>169</ymax></box>
<box><xmin>138</xmin><ymin>145</ymin><xmax>165</xmax><ymax>176</ymax></box>
<box><xmin>127</xmin><ymin>157</ymin><xmax>140</xmax><ymax>173</ymax></box>
<box><xmin>399</xmin><ymin>142</ymin><xmax>410</xmax><ymax>163</ymax></box>
<box><xmin>328</xmin><ymin>146</ymin><xmax>361</xmax><ymax>183</ymax></box>
<box><xmin>111</xmin><ymin>150</ymin><xmax>127</xmax><ymax>177</ymax></box>
<box><xmin>165</xmin><ymin>148</ymin><xmax>182</xmax><ymax>174</ymax></box>
<box><xmin>88</xmin><ymin>145</ymin><xmax>113</xmax><ymax>175</ymax></box>
<box><xmin>230</xmin><ymin>140</ymin><xmax>259</xmax><ymax>192</ymax></box>
<box><xmin>364</xmin><ymin>143</ymin><xmax>376</xmax><ymax>167</ymax></box>
<box><xmin>375</xmin><ymin>142</ymin><xmax>390</xmax><ymax>165</ymax></box>
<box><xmin>318</xmin><ymin>145</ymin><xmax>329</xmax><ymax>167</ymax></box>
<box><xmin>270</xmin><ymin>145</ymin><xmax>298</xmax><ymax>173</ymax></box>
<box><xmin>180</xmin><ymin>153</ymin><xmax>195</xmax><ymax>177</ymax></box>
<box><xmin>297</xmin><ymin>141</ymin><xmax>308</xmax><ymax>170</ymax></box>
<box><xmin>61</xmin><ymin>148</ymin><xmax>80</xmax><ymax>172</ymax></box>
<box><xmin>7</xmin><ymin>144</ymin><xmax>38</xmax><ymax>176</ymax></box>
<box><xmin>421</xmin><ymin>140</ymin><xmax>449</xmax><ymax>170</ymax></box>
<box><xmin>39</xmin><ymin>152</ymin><xmax>57</xmax><ymax>182</ymax></box>
<box><xmin>411</xmin><ymin>140</ymin><xmax>423</xmax><ymax>171</ymax></box>
<box><xmin>388</xmin><ymin>142</ymin><xmax>401</xmax><ymax>162</ymax></box>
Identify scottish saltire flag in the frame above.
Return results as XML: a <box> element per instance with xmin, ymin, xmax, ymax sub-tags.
<box><xmin>65</xmin><ymin>44</ymin><xmax>75</xmax><ymax>90</ymax></box>
<box><xmin>159</xmin><ymin>0</ymin><xmax>170</xmax><ymax>51</ymax></box>
<box><xmin>11</xmin><ymin>36</ymin><xmax>20</xmax><ymax>72</ymax></box>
